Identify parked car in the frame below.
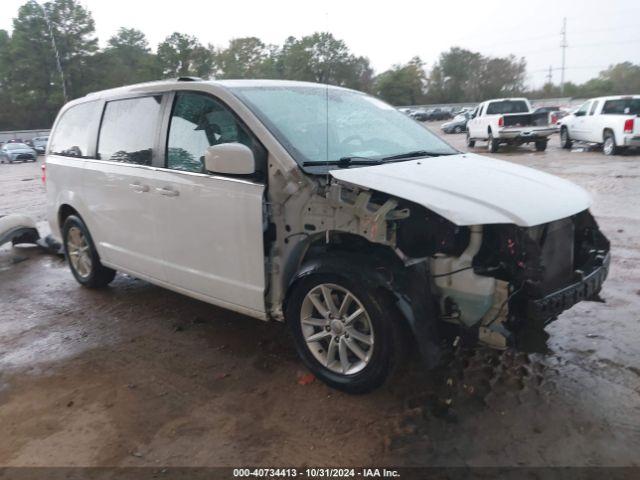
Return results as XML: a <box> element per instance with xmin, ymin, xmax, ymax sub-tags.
<box><xmin>7</xmin><ymin>138</ymin><xmax>25</xmax><ymax>144</ymax></box>
<box><xmin>0</xmin><ymin>142</ymin><xmax>37</xmax><ymax>163</ymax></box>
<box><xmin>410</xmin><ymin>109</ymin><xmax>430</xmax><ymax>121</ymax></box>
<box><xmin>30</xmin><ymin>136</ymin><xmax>49</xmax><ymax>154</ymax></box>
<box><xmin>533</xmin><ymin>106</ymin><xmax>568</xmax><ymax>124</ymax></box>
<box><xmin>466</xmin><ymin>98</ymin><xmax>557</xmax><ymax>152</ymax></box>
<box><xmin>441</xmin><ymin>112</ymin><xmax>472</xmax><ymax>133</ymax></box>
<box><xmin>46</xmin><ymin>79</ymin><xmax>610</xmax><ymax>393</ymax></box>
<box><xmin>398</xmin><ymin>107</ymin><xmax>415</xmax><ymax>116</ymax></box>
<box><xmin>559</xmin><ymin>95</ymin><xmax>640</xmax><ymax>155</ymax></box>
<box><xmin>426</xmin><ymin>108</ymin><xmax>451</xmax><ymax>121</ymax></box>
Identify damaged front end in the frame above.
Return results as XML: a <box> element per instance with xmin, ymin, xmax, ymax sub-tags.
<box><xmin>396</xmin><ymin>206</ymin><xmax>611</xmax><ymax>350</ymax></box>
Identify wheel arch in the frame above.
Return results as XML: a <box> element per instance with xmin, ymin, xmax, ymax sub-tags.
<box><xmin>284</xmin><ymin>237</ymin><xmax>443</xmax><ymax>368</ymax></box>
<box><xmin>58</xmin><ymin>204</ymin><xmax>81</xmax><ymax>232</ymax></box>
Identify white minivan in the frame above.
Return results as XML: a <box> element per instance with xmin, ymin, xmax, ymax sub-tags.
<box><xmin>46</xmin><ymin>79</ymin><xmax>610</xmax><ymax>392</ymax></box>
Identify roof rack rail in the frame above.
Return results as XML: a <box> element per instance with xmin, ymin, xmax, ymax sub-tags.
<box><xmin>176</xmin><ymin>76</ymin><xmax>202</xmax><ymax>82</ymax></box>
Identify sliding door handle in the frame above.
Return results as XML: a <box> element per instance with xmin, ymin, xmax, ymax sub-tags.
<box><xmin>129</xmin><ymin>183</ymin><xmax>149</xmax><ymax>193</ymax></box>
<box><xmin>156</xmin><ymin>186</ymin><xmax>179</xmax><ymax>197</ymax></box>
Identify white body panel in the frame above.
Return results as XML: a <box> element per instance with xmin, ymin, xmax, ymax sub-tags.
<box><xmin>150</xmin><ymin>168</ymin><xmax>266</xmax><ymax>315</ymax></box>
<box><xmin>80</xmin><ymin>159</ymin><xmax>166</xmax><ymax>281</ymax></box>
<box><xmin>330</xmin><ymin>153</ymin><xmax>591</xmax><ymax>227</ymax></box>
<box><xmin>562</xmin><ymin>95</ymin><xmax>640</xmax><ymax>146</ymax></box>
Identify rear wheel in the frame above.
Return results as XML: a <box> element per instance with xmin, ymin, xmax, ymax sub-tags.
<box><xmin>466</xmin><ymin>131</ymin><xmax>475</xmax><ymax>148</ymax></box>
<box><xmin>62</xmin><ymin>215</ymin><xmax>116</xmax><ymax>288</ymax></box>
<box><xmin>560</xmin><ymin>127</ymin><xmax>572</xmax><ymax>149</ymax></box>
<box><xmin>603</xmin><ymin>131</ymin><xmax>619</xmax><ymax>156</ymax></box>
<box><xmin>535</xmin><ymin>140</ymin><xmax>548</xmax><ymax>152</ymax></box>
<box><xmin>287</xmin><ymin>270</ymin><xmax>404</xmax><ymax>393</ymax></box>
<box><xmin>487</xmin><ymin>133</ymin><xmax>500</xmax><ymax>153</ymax></box>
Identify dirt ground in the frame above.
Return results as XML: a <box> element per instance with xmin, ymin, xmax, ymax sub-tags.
<box><xmin>1</xmin><ymin>124</ymin><xmax>639</xmax><ymax>468</ymax></box>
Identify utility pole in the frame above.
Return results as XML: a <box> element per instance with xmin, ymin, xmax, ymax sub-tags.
<box><xmin>546</xmin><ymin>65</ymin><xmax>553</xmax><ymax>85</ymax></box>
<box><xmin>560</xmin><ymin>17</ymin><xmax>567</xmax><ymax>96</ymax></box>
<box><xmin>40</xmin><ymin>2</ymin><xmax>68</xmax><ymax>102</ymax></box>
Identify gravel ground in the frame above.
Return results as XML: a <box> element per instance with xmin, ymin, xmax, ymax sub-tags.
<box><xmin>0</xmin><ymin>124</ymin><xmax>639</xmax><ymax>468</ymax></box>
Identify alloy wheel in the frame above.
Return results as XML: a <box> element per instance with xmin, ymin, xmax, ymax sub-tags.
<box><xmin>604</xmin><ymin>137</ymin><xmax>614</xmax><ymax>155</ymax></box>
<box><xmin>66</xmin><ymin>226</ymin><xmax>92</xmax><ymax>278</ymax></box>
<box><xmin>300</xmin><ymin>283</ymin><xmax>374</xmax><ymax>375</ymax></box>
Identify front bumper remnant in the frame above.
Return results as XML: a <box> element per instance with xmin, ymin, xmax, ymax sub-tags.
<box><xmin>526</xmin><ymin>252</ymin><xmax>610</xmax><ymax>322</ymax></box>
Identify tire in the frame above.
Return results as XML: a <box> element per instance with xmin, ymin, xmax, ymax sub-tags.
<box><xmin>560</xmin><ymin>127</ymin><xmax>572</xmax><ymax>149</ymax></box>
<box><xmin>466</xmin><ymin>132</ymin><xmax>475</xmax><ymax>148</ymax></box>
<box><xmin>62</xmin><ymin>215</ymin><xmax>116</xmax><ymax>288</ymax></box>
<box><xmin>535</xmin><ymin>140</ymin><xmax>548</xmax><ymax>152</ymax></box>
<box><xmin>286</xmin><ymin>267</ymin><xmax>405</xmax><ymax>394</ymax></box>
<box><xmin>487</xmin><ymin>132</ymin><xmax>499</xmax><ymax>153</ymax></box>
<box><xmin>453</xmin><ymin>126</ymin><xmax>462</xmax><ymax>134</ymax></box>
<box><xmin>603</xmin><ymin>131</ymin><xmax>619</xmax><ymax>156</ymax></box>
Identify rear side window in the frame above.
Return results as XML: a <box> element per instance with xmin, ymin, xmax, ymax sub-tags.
<box><xmin>98</xmin><ymin>96</ymin><xmax>162</xmax><ymax>165</ymax></box>
<box><xmin>486</xmin><ymin>101</ymin><xmax>529</xmax><ymax>114</ymax></box>
<box><xmin>602</xmin><ymin>98</ymin><xmax>640</xmax><ymax>115</ymax></box>
<box><xmin>49</xmin><ymin>101</ymin><xmax>99</xmax><ymax>157</ymax></box>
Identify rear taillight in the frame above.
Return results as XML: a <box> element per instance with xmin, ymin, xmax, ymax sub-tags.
<box><xmin>624</xmin><ymin>118</ymin><xmax>634</xmax><ymax>133</ymax></box>
<box><xmin>41</xmin><ymin>163</ymin><xmax>46</xmax><ymax>184</ymax></box>
<box><xmin>498</xmin><ymin>116</ymin><xmax>504</xmax><ymax>127</ymax></box>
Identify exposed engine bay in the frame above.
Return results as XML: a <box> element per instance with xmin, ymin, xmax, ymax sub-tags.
<box><xmin>395</xmin><ymin>203</ymin><xmax>610</xmax><ymax>349</ymax></box>
<box><xmin>275</xmin><ymin>176</ymin><xmax>611</xmax><ymax>356</ymax></box>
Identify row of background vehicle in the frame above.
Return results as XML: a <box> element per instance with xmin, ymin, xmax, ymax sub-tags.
<box><xmin>0</xmin><ymin>135</ymin><xmax>48</xmax><ymax>164</ymax></box>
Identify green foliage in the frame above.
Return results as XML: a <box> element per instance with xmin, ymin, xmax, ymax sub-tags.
<box><xmin>373</xmin><ymin>57</ymin><xmax>427</xmax><ymax>105</ymax></box>
<box><xmin>214</xmin><ymin>37</ymin><xmax>273</xmax><ymax>79</ymax></box>
<box><xmin>157</xmin><ymin>32</ymin><xmax>215</xmax><ymax>78</ymax></box>
<box><xmin>277</xmin><ymin>33</ymin><xmax>373</xmax><ymax>90</ymax></box>
<box><xmin>0</xmin><ymin>0</ymin><xmax>638</xmax><ymax>130</ymax></box>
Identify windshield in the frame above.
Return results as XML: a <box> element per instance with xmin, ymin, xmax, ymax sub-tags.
<box><xmin>602</xmin><ymin>98</ymin><xmax>640</xmax><ymax>115</ymax></box>
<box><xmin>231</xmin><ymin>86</ymin><xmax>457</xmax><ymax>167</ymax></box>
<box><xmin>486</xmin><ymin>100</ymin><xmax>529</xmax><ymax>114</ymax></box>
<box><xmin>6</xmin><ymin>143</ymin><xmax>29</xmax><ymax>150</ymax></box>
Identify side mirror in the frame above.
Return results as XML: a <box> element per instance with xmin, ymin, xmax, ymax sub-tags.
<box><xmin>574</xmin><ymin>111</ymin><xmax>585</xmax><ymax>117</ymax></box>
<box><xmin>204</xmin><ymin>143</ymin><xmax>255</xmax><ymax>175</ymax></box>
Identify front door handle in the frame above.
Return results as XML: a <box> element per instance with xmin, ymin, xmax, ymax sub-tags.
<box><xmin>156</xmin><ymin>186</ymin><xmax>179</xmax><ymax>197</ymax></box>
<box><xmin>129</xmin><ymin>183</ymin><xmax>150</xmax><ymax>193</ymax></box>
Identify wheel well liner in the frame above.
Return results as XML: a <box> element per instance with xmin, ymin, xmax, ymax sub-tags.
<box><xmin>285</xmin><ymin>248</ymin><xmax>443</xmax><ymax>369</ymax></box>
<box><xmin>58</xmin><ymin>204</ymin><xmax>80</xmax><ymax>231</ymax></box>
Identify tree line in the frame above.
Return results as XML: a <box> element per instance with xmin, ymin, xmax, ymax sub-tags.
<box><xmin>1</xmin><ymin>0</ymin><xmax>639</xmax><ymax>130</ymax></box>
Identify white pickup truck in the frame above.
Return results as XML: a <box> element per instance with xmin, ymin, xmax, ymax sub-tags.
<box><xmin>466</xmin><ymin>98</ymin><xmax>557</xmax><ymax>153</ymax></box>
<box><xmin>559</xmin><ymin>95</ymin><xmax>640</xmax><ymax>155</ymax></box>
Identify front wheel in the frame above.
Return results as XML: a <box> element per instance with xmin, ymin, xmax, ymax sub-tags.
<box><xmin>560</xmin><ymin>127</ymin><xmax>572</xmax><ymax>149</ymax></box>
<box><xmin>453</xmin><ymin>126</ymin><xmax>462</xmax><ymax>134</ymax></box>
<box><xmin>466</xmin><ymin>132</ymin><xmax>475</xmax><ymax>148</ymax></box>
<box><xmin>62</xmin><ymin>215</ymin><xmax>116</xmax><ymax>288</ymax></box>
<box><xmin>286</xmin><ymin>271</ymin><xmax>404</xmax><ymax>393</ymax></box>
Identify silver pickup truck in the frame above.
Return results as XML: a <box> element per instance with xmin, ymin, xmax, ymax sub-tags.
<box><xmin>466</xmin><ymin>98</ymin><xmax>557</xmax><ymax>152</ymax></box>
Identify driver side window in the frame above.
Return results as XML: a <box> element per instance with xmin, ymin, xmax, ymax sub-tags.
<box><xmin>166</xmin><ymin>92</ymin><xmax>255</xmax><ymax>174</ymax></box>
<box><xmin>576</xmin><ymin>102</ymin><xmax>590</xmax><ymax>116</ymax></box>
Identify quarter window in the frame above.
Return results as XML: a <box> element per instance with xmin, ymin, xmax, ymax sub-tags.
<box><xmin>166</xmin><ymin>92</ymin><xmax>254</xmax><ymax>173</ymax></box>
<box><xmin>98</xmin><ymin>96</ymin><xmax>162</xmax><ymax>165</ymax></box>
<box><xmin>49</xmin><ymin>101</ymin><xmax>100</xmax><ymax>157</ymax></box>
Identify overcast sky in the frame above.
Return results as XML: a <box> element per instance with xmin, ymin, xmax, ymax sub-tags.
<box><xmin>1</xmin><ymin>0</ymin><xmax>639</xmax><ymax>88</ymax></box>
